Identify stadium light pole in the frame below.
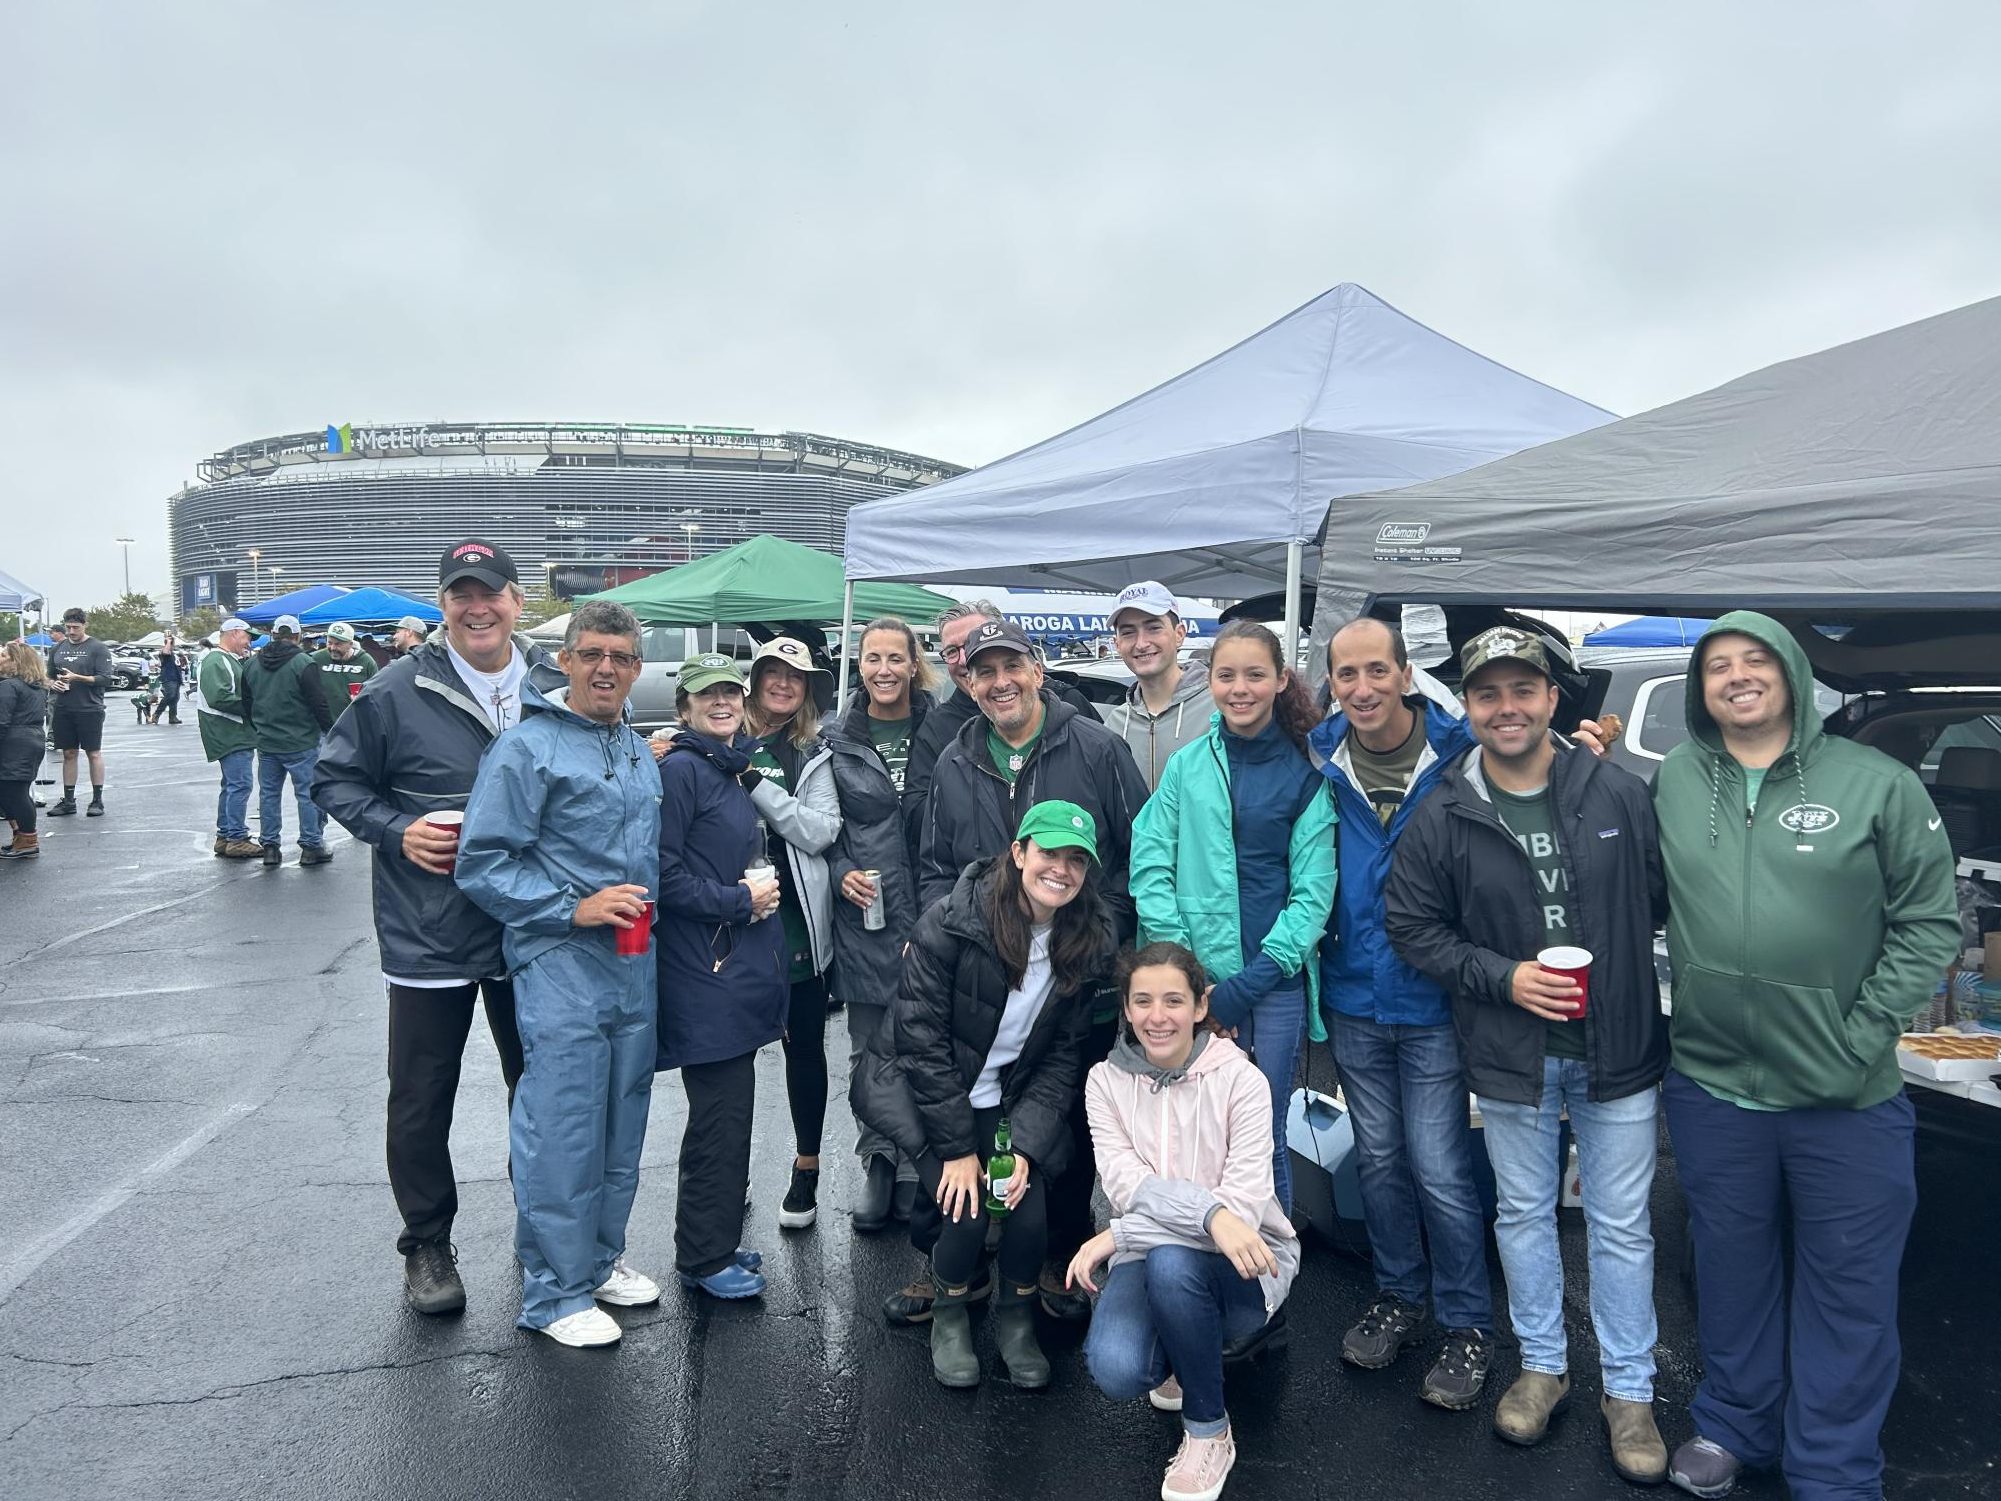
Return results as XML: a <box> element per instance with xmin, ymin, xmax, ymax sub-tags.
<box><xmin>247</xmin><ymin>548</ymin><xmax>262</xmax><ymax>602</ymax></box>
<box><xmin>681</xmin><ymin>520</ymin><xmax>700</xmax><ymax>560</ymax></box>
<box><xmin>114</xmin><ymin>536</ymin><xmax>135</xmax><ymax>596</ymax></box>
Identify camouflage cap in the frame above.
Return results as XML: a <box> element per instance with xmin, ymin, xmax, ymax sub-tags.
<box><xmin>1459</xmin><ymin>626</ymin><xmax>1553</xmax><ymax>687</ymax></box>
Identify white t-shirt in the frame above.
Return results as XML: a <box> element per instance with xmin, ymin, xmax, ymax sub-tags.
<box><xmin>971</xmin><ymin>923</ymin><xmax>1056</xmax><ymax>1109</ymax></box>
<box><xmin>446</xmin><ymin>641</ymin><xmax>528</xmax><ymax>735</ymax></box>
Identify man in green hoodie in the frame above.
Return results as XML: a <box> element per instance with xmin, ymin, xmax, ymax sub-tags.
<box><xmin>241</xmin><ymin>614</ymin><xmax>335</xmax><ymax>868</ymax></box>
<box><xmin>1652</xmin><ymin>611</ymin><xmax>1957</xmax><ymax>1501</ymax></box>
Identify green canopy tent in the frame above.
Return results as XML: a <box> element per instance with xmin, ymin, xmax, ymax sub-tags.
<box><xmin>584</xmin><ymin>535</ymin><xmax>956</xmax><ymax>708</ymax></box>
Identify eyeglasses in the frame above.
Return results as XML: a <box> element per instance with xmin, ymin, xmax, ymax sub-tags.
<box><xmin>941</xmin><ymin>643</ymin><xmax>968</xmax><ymax>663</ymax></box>
<box><xmin>571</xmin><ymin>647</ymin><xmax>641</xmax><ymax>669</ymax></box>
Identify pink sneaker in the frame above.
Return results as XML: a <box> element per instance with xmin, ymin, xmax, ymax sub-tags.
<box><xmin>1148</xmin><ymin>1375</ymin><xmax>1184</xmax><ymax>1411</ymax></box>
<box><xmin>1161</xmin><ymin>1427</ymin><xmax>1235</xmax><ymax>1500</ymax></box>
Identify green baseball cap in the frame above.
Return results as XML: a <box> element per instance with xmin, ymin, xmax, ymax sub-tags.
<box><xmin>678</xmin><ymin>652</ymin><xmax>745</xmax><ymax>696</ymax></box>
<box><xmin>1459</xmin><ymin>626</ymin><xmax>1553</xmax><ymax>687</ymax></box>
<box><xmin>1015</xmin><ymin>799</ymin><xmax>1100</xmax><ymax>862</ymax></box>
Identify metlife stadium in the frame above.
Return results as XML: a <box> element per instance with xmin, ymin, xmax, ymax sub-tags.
<box><xmin>167</xmin><ymin>421</ymin><xmax>963</xmax><ymax>613</ymax></box>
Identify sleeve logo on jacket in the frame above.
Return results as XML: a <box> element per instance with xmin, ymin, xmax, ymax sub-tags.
<box><xmin>1777</xmin><ymin>803</ymin><xmax>1840</xmax><ymax>835</ymax></box>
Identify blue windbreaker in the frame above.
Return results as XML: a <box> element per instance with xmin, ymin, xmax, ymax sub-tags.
<box><xmin>455</xmin><ymin>683</ymin><xmax>662</xmax><ymax>975</ymax></box>
<box><xmin>1307</xmin><ymin>696</ymin><xmax>1473</xmax><ymax>1027</ymax></box>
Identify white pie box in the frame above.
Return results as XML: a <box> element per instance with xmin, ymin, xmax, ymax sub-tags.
<box><xmin>1897</xmin><ymin>1033</ymin><xmax>2001</xmax><ymax>1082</ymax></box>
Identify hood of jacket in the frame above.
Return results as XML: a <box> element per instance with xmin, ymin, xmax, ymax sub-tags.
<box><xmin>1107</xmin><ymin>1025</ymin><xmax>1221</xmax><ymax>1089</ymax></box>
<box><xmin>835</xmin><ymin>686</ymin><xmax>934</xmax><ymax>747</ymax></box>
<box><xmin>257</xmin><ymin>640</ymin><xmax>303</xmax><ymax>671</ymax></box>
<box><xmin>1683</xmin><ymin>610</ymin><xmax>1823</xmax><ymax>765</ymax></box>
<box><xmin>1120</xmin><ymin>656</ymin><xmax>1210</xmax><ymax>721</ymax></box>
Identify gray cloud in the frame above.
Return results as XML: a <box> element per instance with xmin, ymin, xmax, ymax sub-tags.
<box><xmin>4</xmin><ymin>1</ymin><xmax>1996</xmax><ymax>609</ymax></box>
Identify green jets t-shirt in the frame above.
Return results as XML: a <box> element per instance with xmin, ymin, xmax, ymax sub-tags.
<box><xmin>1346</xmin><ymin>711</ymin><xmax>1427</xmax><ymax>827</ymax></box>
<box><xmin>749</xmin><ymin>743</ymin><xmax>815</xmax><ymax>984</ymax></box>
<box><xmin>1743</xmin><ymin>764</ymin><xmax>1768</xmax><ymax>814</ymax></box>
<box><xmin>869</xmin><ymin>714</ymin><xmax>913</xmax><ymax>792</ymax></box>
<box><xmin>1491</xmin><ymin>784</ymin><xmax>1585</xmax><ymax>1061</ymax></box>
<box><xmin>986</xmin><ymin>724</ymin><xmax>1042</xmax><ymax>786</ymax></box>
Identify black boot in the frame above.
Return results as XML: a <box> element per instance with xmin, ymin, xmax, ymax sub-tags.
<box><xmin>992</xmin><ymin>1281</ymin><xmax>1051</xmax><ymax>1390</ymax></box>
<box><xmin>853</xmin><ymin>1156</ymin><xmax>895</xmax><ymax>1233</ymax></box>
<box><xmin>928</xmin><ymin>1274</ymin><xmax>981</xmax><ymax>1389</ymax></box>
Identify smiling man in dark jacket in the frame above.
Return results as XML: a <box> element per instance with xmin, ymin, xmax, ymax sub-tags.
<box><xmin>1388</xmin><ymin>627</ymin><xmax>1669</xmax><ymax>1483</ymax></box>
<box><xmin>1652</xmin><ymin>611</ymin><xmax>1958</xmax><ymax>1501</ymax></box>
<box><xmin>313</xmin><ymin>540</ymin><xmax>566</xmax><ymax>1315</ymax></box>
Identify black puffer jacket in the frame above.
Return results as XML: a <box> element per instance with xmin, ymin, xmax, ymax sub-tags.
<box><xmin>850</xmin><ymin>858</ymin><xmax>1114</xmax><ymax>1177</ymax></box>
<box><xmin>1385</xmin><ymin>739</ymin><xmax>1668</xmax><ymax>1106</ymax></box>
<box><xmin>825</xmin><ymin>692</ymin><xmax>934</xmax><ymax>1007</ymax></box>
<box><xmin>311</xmin><ymin>636</ymin><xmax>565</xmax><ymax>981</ymax></box>
<box><xmin>0</xmin><ymin>676</ymin><xmax>47</xmax><ymax>782</ymax></box>
<box><xmin>918</xmin><ymin>691</ymin><xmax>1148</xmax><ymax>939</ymax></box>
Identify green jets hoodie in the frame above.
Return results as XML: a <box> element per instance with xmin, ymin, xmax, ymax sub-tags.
<box><xmin>1655</xmin><ymin>610</ymin><xmax>1959</xmax><ymax>1110</ymax></box>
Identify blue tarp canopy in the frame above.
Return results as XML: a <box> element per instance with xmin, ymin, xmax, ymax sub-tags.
<box><xmin>298</xmin><ymin>586</ymin><xmax>441</xmax><ymax>626</ymax></box>
<box><xmin>844</xmin><ymin>282</ymin><xmax>1612</xmax><ymax>600</ymax></box>
<box><xmin>24</xmin><ymin>632</ymin><xmax>53</xmax><ymax>647</ymax></box>
<box><xmin>239</xmin><ymin>584</ymin><xmax>351</xmax><ymax>625</ymax></box>
<box><xmin>1583</xmin><ymin>616</ymin><xmax>1714</xmax><ymax>648</ymax></box>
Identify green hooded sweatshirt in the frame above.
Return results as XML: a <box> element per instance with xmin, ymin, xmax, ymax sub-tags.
<box><xmin>1655</xmin><ymin>610</ymin><xmax>1959</xmax><ymax>1110</ymax></box>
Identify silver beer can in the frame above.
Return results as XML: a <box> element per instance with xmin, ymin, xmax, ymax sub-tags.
<box><xmin>862</xmin><ymin>870</ymin><xmax>886</xmax><ymax>931</ymax></box>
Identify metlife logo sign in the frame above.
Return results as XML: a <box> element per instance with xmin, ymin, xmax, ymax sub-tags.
<box><xmin>1373</xmin><ymin>520</ymin><xmax>1462</xmax><ymax>563</ymax></box>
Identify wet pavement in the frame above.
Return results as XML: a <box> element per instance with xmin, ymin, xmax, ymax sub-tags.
<box><xmin>2</xmin><ymin>713</ymin><xmax>1996</xmax><ymax>1499</ymax></box>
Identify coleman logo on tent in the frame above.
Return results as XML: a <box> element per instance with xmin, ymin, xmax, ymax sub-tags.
<box><xmin>1778</xmin><ymin>804</ymin><xmax>1840</xmax><ymax>835</ymax></box>
<box><xmin>1376</xmin><ymin>522</ymin><xmax>1431</xmax><ymax>545</ymax></box>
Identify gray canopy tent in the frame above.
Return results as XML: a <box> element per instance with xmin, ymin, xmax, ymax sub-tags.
<box><xmin>1313</xmin><ymin>293</ymin><xmax>2001</xmax><ymax>647</ymax></box>
<box><xmin>841</xmin><ymin>283</ymin><xmax>1611</xmax><ymax>686</ymax></box>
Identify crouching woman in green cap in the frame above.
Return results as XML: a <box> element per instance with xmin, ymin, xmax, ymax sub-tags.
<box><xmin>851</xmin><ymin>799</ymin><xmax>1117</xmax><ymax>1389</ymax></box>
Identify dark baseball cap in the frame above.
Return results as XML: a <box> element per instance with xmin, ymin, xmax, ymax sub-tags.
<box><xmin>1459</xmin><ymin>626</ymin><xmax>1554</xmax><ymax>686</ymax></box>
<box><xmin>439</xmin><ymin>539</ymin><xmax>518</xmax><ymax>591</ymax></box>
<box><xmin>963</xmin><ymin>618</ymin><xmax>1035</xmax><ymax>664</ymax></box>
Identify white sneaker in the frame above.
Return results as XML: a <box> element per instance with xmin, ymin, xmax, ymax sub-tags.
<box><xmin>540</xmin><ymin>1307</ymin><xmax>622</xmax><ymax>1347</ymax></box>
<box><xmin>1161</xmin><ymin>1427</ymin><xmax>1235</xmax><ymax>1501</ymax></box>
<box><xmin>593</xmin><ymin>1259</ymin><xmax>662</xmax><ymax>1307</ymax></box>
<box><xmin>1148</xmin><ymin>1375</ymin><xmax>1185</xmax><ymax>1412</ymax></box>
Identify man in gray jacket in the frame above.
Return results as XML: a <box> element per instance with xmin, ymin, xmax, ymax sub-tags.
<box><xmin>1102</xmin><ymin>580</ymin><xmax>1210</xmax><ymax>792</ymax></box>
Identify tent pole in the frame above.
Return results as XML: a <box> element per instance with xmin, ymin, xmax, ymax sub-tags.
<box><xmin>836</xmin><ymin>580</ymin><xmax>855</xmax><ymax>715</ymax></box>
<box><xmin>1282</xmin><ymin>540</ymin><xmax>1303</xmax><ymax>664</ymax></box>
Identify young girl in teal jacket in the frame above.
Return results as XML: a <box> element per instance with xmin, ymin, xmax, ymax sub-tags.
<box><xmin>1130</xmin><ymin>621</ymin><xmax>1337</xmax><ymax>1210</ymax></box>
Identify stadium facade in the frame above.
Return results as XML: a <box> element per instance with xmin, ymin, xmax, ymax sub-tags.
<box><xmin>167</xmin><ymin>421</ymin><xmax>963</xmax><ymax>614</ymax></box>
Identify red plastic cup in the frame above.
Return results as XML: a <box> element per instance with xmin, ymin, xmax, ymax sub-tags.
<box><xmin>422</xmin><ymin>809</ymin><xmax>464</xmax><ymax>872</ymax></box>
<box><xmin>349</xmin><ymin>681</ymin><xmax>363</xmax><ymax>700</ymax></box>
<box><xmin>1537</xmin><ymin>946</ymin><xmax>1593</xmax><ymax>1020</ymax></box>
<box><xmin>615</xmin><ymin>900</ymin><xmax>656</xmax><ymax>956</ymax></box>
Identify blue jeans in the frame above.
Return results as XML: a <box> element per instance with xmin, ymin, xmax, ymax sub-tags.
<box><xmin>215</xmin><ymin>748</ymin><xmax>253</xmax><ymax>841</ymax></box>
<box><xmin>258</xmin><ymin>747</ymin><xmax>324</xmax><ymax>848</ymax></box>
<box><xmin>1664</xmin><ymin>1070</ymin><xmax>1916</xmax><ymax>1500</ymax></box>
<box><xmin>1084</xmin><ymin>1246</ymin><xmax>1269</xmax><ymax>1435</ymax></box>
<box><xmin>1478</xmin><ymin>1059</ymin><xmax>1659</xmax><ymax>1401</ymax></box>
<box><xmin>1237</xmin><ymin>980</ymin><xmax>1306</xmax><ymax>1212</ymax></box>
<box><xmin>1329</xmin><ymin>1013</ymin><xmax>1491</xmax><ymax>1332</ymax></box>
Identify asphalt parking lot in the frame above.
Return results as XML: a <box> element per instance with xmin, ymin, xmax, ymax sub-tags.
<box><xmin>2</xmin><ymin>713</ymin><xmax>1995</xmax><ymax>1499</ymax></box>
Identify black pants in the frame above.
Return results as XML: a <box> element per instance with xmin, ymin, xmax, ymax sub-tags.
<box><xmin>781</xmin><ymin>973</ymin><xmax>829</xmax><ymax>1157</ymax></box>
<box><xmin>160</xmin><ymin>684</ymin><xmax>181</xmax><ymax>722</ymax></box>
<box><xmin>1045</xmin><ymin>1014</ymin><xmax>1118</xmax><ymax>1263</ymax></box>
<box><xmin>385</xmin><ymin>980</ymin><xmax>523</xmax><ymax>1255</ymax></box>
<box><xmin>0</xmin><ymin>780</ymin><xmax>35</xmax><ymax>833</ymax></box>
<box><xmin>676</xmin><ymin>1049</ymin><xmax>758</xmax><ymax>1277</ymax></box>
<box><xmin>912</xmin><ymin>1104</ymin><xmax>1047</xmax><ymax>1289</ymax></box>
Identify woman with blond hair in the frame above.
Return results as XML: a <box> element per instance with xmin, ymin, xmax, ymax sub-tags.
<box><xmin>0</xmin><ymin>641</ymin><xmax>49</xmax><ymax>859</ymax></box>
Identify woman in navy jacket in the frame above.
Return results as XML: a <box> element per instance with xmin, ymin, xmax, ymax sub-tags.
<box><xmin>656</xmin><ymin>653</ymin><xmax>786</xmax><ymax>1299</ymax></box>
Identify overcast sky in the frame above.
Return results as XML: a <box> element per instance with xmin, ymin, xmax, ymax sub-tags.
<box><xmin>5</xmin><ymin>2</ymin><xmax>1996</xmax><ymax>612</ymax></box>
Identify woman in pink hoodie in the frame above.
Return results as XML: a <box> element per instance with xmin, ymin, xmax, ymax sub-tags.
<box><xmin>1068</xmin><ymin>942</ymin><xmax>1301</xmax><ymax>1501</ymax></box>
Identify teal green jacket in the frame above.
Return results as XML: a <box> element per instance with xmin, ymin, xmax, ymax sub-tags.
<box><xmin>1656</xmin><ymin>610</ymin><xmax>1959</xmax><ymax>1110</ymax></box>
<box><xmin>195</xmin><ymin>649</ymin><xmax>255</xmax><ymax>761</ymax></box>
<box><xmin>1131</xmin><ymin>716</ymin><xmax>1339</xmax><ymax>1040</ymax></box>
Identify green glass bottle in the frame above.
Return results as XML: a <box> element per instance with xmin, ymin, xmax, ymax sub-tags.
<box><xmin>984</xmin><ymin>1118</ymin><xmax>1016</xmax><ymax>1222</ymax></box>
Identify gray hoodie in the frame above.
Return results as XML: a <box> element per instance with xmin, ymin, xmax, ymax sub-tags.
<box><xmin>1104</xmin><ymin>656</ymin><xmax>1211</xmax><ymax>792</ymax></box>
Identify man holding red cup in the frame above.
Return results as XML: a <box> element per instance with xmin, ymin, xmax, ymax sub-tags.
<box><xmin>1386</xmin><ymin>626</ymin><xmax>1669</xmax><ymax>1484</ymax></box>
<box><xmin>456</xmin><ymin>599</ymin><xmax>663</xmax><ymax>1348</ymax></box>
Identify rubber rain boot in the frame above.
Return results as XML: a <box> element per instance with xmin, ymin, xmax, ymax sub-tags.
<box><xmin>928</xmin><ymin>1275</ymin><xmax>981</xmax><ymax>1390</ymax></box>
<box><xmin>993</xmin><ymin>1281</ymin><xmax>1050</xmax><ymax>1390</ymax></box>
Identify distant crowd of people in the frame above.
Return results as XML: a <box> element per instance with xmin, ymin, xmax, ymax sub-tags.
<box><xmin>263</xmin><ymin>535</ymin><xmax>1955</xmax><ymax>1501</ymax></box>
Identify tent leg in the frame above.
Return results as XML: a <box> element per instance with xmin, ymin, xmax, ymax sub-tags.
<box><xmin>1282</xmin><ymin>540</ymin><xmax>1304</xmax><ymax>665</ymax></box>
<box><xmin>836</xmin><ymin>580</ymin><xmax>855</xmax><ymax>716</ymax></box>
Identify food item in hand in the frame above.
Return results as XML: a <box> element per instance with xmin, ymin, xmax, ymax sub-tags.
<box><xmin>1596</xmin><ymin>712</ymin><xmax>1624</xmax><ymax>743</ymax></box>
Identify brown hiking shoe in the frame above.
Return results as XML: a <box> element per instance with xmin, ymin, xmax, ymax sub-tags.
<box><xmin>1602</xmin><ymin>1395</ymin><xmax>1668</xmax><ymax>1485</ymax></box>
<box><xmin>1493</xmin><ymin>1370</ymin><xmax>1570</xmax><ymax>1444</ymax></box>
<box><xmin>0</xmin><ymin>831</ymin><xmax>40</xmax><ymax>859</ymax></box>
<box><xmin>219</xmin><ymin>838</ymin><xmax>263</xmax><ymax>859</ymax></box>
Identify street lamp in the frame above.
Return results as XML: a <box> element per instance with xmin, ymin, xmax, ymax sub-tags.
<box><xmin>681</xmin><ymin>520</ymin><xmax>700</xmax><ymax>560</ymax></box>
<box><xmin>247</xmin><ymin>548</ymin><xmax>263</xmax><ymax>602</ymax></box>
<box><xmin>114</xmin><ymin>536</ymin><xmax>135</xmax><ymax>596</ymax></box>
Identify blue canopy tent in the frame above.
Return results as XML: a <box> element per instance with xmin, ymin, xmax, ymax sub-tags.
<box><xmin>298</xmin><ymin>586</ymin><xmax>441</xmax><ymax>626</ymax></box>
<box><xmin>25</xmin><ymin>632</ymin><xmax>53</xmax><ymax>647</ymax></box>
<box><xmin>1583</xmin><ymin>616</ymin><xmax>1714</xmax><ymax>648</ymax></box>
<box><xmin>239</xmin><ymin>584</ymin><xmax>351</xmax><ymax>626</ymax></box>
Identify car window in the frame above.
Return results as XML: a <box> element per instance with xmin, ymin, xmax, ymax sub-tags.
<box><xmin>1919</xmin><ymin>713</ymin><xmax>2001</xmax><ymax>781</ymax></box>
<box><xmin>1630</xmin><ymin>675</ymin><xmax>1688</xmax><ymax>758</ymax></box>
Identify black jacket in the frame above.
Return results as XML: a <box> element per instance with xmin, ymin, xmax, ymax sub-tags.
<box><xmin>1384</xmin><ymin>740</ymin><xmax>1668</xmax><ymax>1106</ymax></box>
<box><xmin>825</xmin><ymin>692</ymin><xmax>935</xmax><ymax>1007</ymax></box>
<box><xmin>311</xmin><ymin>637</ymin><xmax>565</xmax><ymax>981</ymax></box>
<box><xmin>849</xmin><ymin>859</ymin><xmax>1113</xmax><ymax>1176</ymax></box>
<box><xmin>918</xmin><ymin>690</ymin><xmax>1148</xmax><ymax>939</ymax></box>
<box><xmin>0</xmin><ymin>677</ymin><xmax>46</xmax><ymax>782</ymax></box>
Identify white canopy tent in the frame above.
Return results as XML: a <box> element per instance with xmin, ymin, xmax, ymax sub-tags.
<box><xmin>840</xmin><ymin>283</ymin><xmax>1613</xmax><ymax>668</ymax></box>
<box><xmin>0</xmin><ymin>567</ymin><xmax>44</xmax><ymax>616</ymax></box>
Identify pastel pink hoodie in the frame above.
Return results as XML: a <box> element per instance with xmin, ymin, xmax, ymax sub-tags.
<box><xmin>1085</xmin><ymin>1032</ymin><xmax>1300</xmax><ymax>1313</ymax></box>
